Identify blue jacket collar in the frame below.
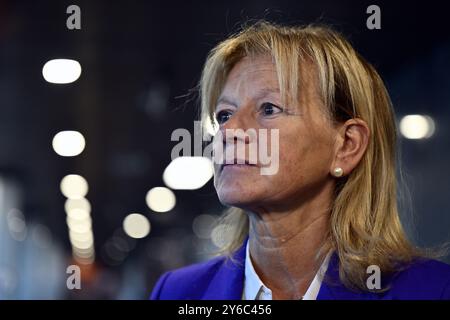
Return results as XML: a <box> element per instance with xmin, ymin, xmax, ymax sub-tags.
<box><xmin>201</xmin><ymin>237</ymin><xmax>378</xmax><ymax>300</ymax></box>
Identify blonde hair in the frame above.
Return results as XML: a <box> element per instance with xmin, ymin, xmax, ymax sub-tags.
<box><xmin>199</xmin><ymin>21</ymin><xmax>422</xmax><ymax>292</ymax></box>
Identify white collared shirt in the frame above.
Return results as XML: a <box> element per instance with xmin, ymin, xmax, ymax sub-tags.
<box><xmin>242</xmin><ymin>239</ymin><xmax>331</xmax><ymax>300</ymax></box>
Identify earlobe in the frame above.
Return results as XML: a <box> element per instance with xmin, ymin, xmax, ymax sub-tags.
<box><xmin>331</xmin><ymin>118</ymin><xmax>370</xmax><ymax>177</ymax></box>
<box><xmin>332</xmin><ymin>167</ymin><xmax>344</xmax><ymax>177</ymax></box>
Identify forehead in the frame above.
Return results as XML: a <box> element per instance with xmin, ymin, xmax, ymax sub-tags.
<box><xmin>217</xmin><ymin>54</ymin><xmax>322</xmax><ymax>115</ymax></box>
<box><xmin>222</xmin><ymin>55</ymin><xmax>280</xmax><ymax>94</ymax></box>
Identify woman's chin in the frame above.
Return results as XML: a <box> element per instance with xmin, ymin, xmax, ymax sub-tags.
<box><xmin>216</xmin><ymin>187</ymin><xmax>259</xmax><ymax>208</ymax></box>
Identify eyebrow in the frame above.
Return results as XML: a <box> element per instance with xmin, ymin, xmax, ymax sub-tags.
<box><xmin>216</xmin><ymin>87</ymin><xmax>280</xmax><ymax>108</ymax></box>
<box><xmin>216</xmin><ymin>96</ymin><xmax>238</xmax><ymax>107</ymax></box>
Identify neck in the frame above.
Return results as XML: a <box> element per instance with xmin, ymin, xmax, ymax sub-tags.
<box><xmin>247</xmin><ymin>184</ymin><xmax>333</xmax><ymax>300</ymax></box>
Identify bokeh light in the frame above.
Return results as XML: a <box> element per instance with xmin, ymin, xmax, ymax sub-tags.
<box><xmin>145</xmin><ymin>187</ymin><xmax>176</xmax><ymax>212</ymax></box>
<box><xmin>123</xmin><ymin>213</ymin><xmax>151</xmax><ymax>239</ymax></box>
<box><xmin>163</xmin><ymin>157</ymin><xmax>213</xmax><ymax>190</ymax></box>
<box><xmin>192</xmin><ymin>214</ymin><xmax>217</xmax><ymax>239</ymax></box>
<box><xmin>399</xmin><ymin>115</ymin><xmax>435</xmax><ymax>139</ymax></box>
<box><xmin>42</xmin><ymin>59</ymin><xmax>82</xmax><ymax>84</ymax></box>
<box><xmin>60</xmin><ymin>174</ymin><xmax>89</xmax><ymax>199</ymax></box>
<box><xmin>52</xmin><ymin>130</ymin><xmax>86</xmax><ymax>157</ymax></box>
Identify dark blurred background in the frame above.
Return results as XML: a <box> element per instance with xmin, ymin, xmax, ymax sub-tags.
<box><xmin>0</xmin><ymin>0</ymin><xmax>449</xmax><ymax>299</ymax></box>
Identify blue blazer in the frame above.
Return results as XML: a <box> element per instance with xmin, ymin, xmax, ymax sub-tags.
<box><xmin>151</xmin><ymin>239</ymin><xmax>450</xmax><ymax>300</ymax></box>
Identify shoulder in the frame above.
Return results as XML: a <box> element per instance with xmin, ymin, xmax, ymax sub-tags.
<box><xmin>150</xmin><ymin>255</ymin><xmax>229</xmax><ymax>300</ymax></box>
<box><xmin>386</xmin><ymin>258</ymin><xmax>450</xmax><ymax>299</ymax></box>
<box><xmin>151</xmin><ymin>237</ymin><xmax>248</xmax><ymax>300</ymax></box>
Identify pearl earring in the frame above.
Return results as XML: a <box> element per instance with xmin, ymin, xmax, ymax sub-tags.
<box><xmin>333</xmin><ymin>167</ymin><xmax>344</xmax><ymax>177</ymax></box>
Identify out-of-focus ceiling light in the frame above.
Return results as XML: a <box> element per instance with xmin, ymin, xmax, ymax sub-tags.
<box><xmin>123</xmin><ymin>213</ymin><xmax>151</xmax><ymax>239</ymax></box>
<box><xmin>399</xmin><ymin>115</ymin><xmax>435</xmax><ymax>139</ymax></box>
<box><xmin>65</xmin><ymin>198</ymin><xmax>91</xmax><ymax>215</ymax></box>
<box><xmin>145</xmin><ymin>187</ymin><xmax>176</xmax><ymax>213</ymax></box>
<box><xmin>60</xmin><ymin>174</ymin><xmax>88</xmax><ymax>199</ymax></box>
<box><xmin>163</xmin><ymin>157</ymin><xmax>213</xmax><ymax>190</ymax></box>
<box><xmin>66</xmin><ymin>216</ymin><xmax>92</xmax><ymax>234</ymax></box>
<box><xmin>6</xmin><ymin>209</ymin><xmax>27</xmax><ymax>241</ymax></box>
<box><xmin>42</xmin><ymin>59</ymin><xmax>82</xmax><ymax>84</ymax></box>
<box><xmin>69</xmin><ymin>229</ymin><xmax>94</xmax><ymax>243</ymax></box>
<box><xmin>52</xmin><ymin>130</ymin><xmax>85</xmax><ymax>157</ymax></box>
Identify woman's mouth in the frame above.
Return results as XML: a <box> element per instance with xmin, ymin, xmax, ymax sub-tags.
<box><xmin>220</xmin><ymin>160</ymin><xmax>257</xmax><ymax>172</ymax></box>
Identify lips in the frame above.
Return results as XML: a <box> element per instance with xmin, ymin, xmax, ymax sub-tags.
<box><xmin>220</xmin><ymin>159</ymin><xmax>257</xmax><ymax>172</ymax></box>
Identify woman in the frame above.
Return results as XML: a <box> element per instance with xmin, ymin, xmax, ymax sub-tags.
<box><xmin>151</xmin><ymin>21</ymin><xmax>450</xmax><ymax>300</ymax></box>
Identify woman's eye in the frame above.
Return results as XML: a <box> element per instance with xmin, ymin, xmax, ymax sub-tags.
<box><xmin>215</xmin><ymin>110</ymin><xmax>233</xmax><ymax>124</ymax></box>
<box><xmin>260</xmin><ymin>102</ymin><xmax>283</xmax><ymax>116</ymax></box>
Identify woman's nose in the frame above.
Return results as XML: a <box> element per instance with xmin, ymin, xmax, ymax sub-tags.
<box><xmin>219</xmin><ymin>108</ymin><xmax>253</xmax><ymax>145</ymax></box>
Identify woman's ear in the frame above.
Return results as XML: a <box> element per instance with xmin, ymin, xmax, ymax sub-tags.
<box><xmin>331</xmin><ymin>118</ymin><xmax>370</xmax><ymax>177</ymax></box>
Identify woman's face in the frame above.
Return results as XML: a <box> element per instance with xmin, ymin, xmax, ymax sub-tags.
<box><xmin>213</xmin><ymin>55</ymin><xmax>338</xmax><ymax>212</ymax></box>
